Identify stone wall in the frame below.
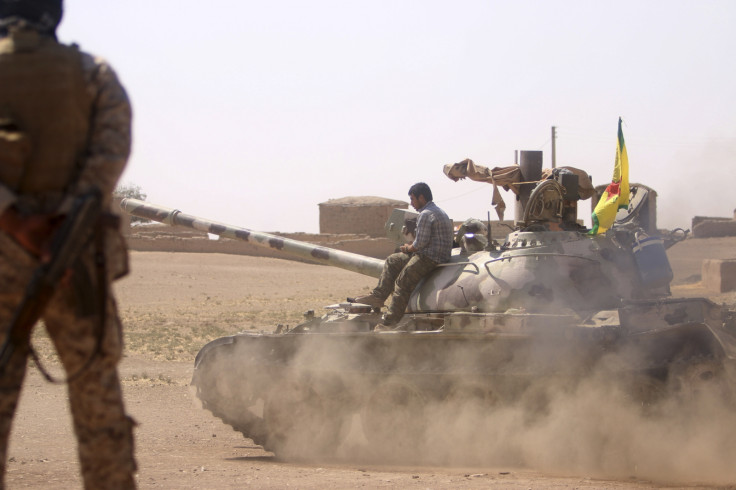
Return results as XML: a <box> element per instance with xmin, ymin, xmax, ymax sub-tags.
<box><xmin>702</xmin><ymin>259</ymin><xmax>736</xmax><ymax>293</ymax></box>
<box><xmin>126</xmin><ymin>224</ymin><xmax>397</xmax><ymax>262</ymax></box>
<box><xmin>692</xmin><ymin>216</ymin><xmax>736</xmax><ymax>238</ymax></box>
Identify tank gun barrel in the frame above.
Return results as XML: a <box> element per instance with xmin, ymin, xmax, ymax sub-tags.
<box><xmin>120</xmin><ymin>199</ymin><xmax>384</xmax><ymax>278</ymax></box>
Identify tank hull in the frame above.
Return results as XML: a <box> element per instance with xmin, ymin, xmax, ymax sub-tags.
<box><xmin>192</xmin><ymin>297</ymin><xmax>736</xmax><ymax>459</ymax></box>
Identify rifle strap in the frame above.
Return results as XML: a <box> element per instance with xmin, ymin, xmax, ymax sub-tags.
<box><xmin>29</xmin><ymin>220</ymin><xmax>108</xmax><ymax>384</ymax></box>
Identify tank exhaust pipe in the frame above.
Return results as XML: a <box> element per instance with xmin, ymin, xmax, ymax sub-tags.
<box><xmin>514</xmin><ymin>150</ymin><xmax>544</xmax><ymax>224</ymax></box>
<box><xmin>120</xmin><ymin>198</ymin><xmax>385</xmax><ymax>278</ymax></box>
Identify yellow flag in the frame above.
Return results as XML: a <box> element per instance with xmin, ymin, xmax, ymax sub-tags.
<box><xmin>590</xmin><ymin>118</ymin><xmax>629</xmax><ymax>234</ymax></box>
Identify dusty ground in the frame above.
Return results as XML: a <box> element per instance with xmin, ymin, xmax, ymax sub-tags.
<box><xmin>5</xmin><ymin>236</ymin><xmax>736</xmax><ymax>489</ymax></box>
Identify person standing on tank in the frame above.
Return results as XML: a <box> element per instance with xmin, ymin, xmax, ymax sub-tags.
<box><xmin>352</xmin><ymin>182</ymin><xmax>453</xmax><ymax>329</ymax></box>
<box><xmin>0</xmin><ymin>1</ymin><xmax>136</xmax><ymax>488</ymax></box>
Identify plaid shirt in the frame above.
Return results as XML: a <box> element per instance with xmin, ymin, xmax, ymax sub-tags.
<box><xmin>412</xmin><ymin>200</ymin><xmax>453</xmax><ymax>264</ymax></box>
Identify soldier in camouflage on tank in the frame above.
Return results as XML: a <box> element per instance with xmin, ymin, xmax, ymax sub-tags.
<box><xmin>353</xmin><ymin>183</ymin><xmax>453</xmax><ymax>329</ymax></box>
<box><xmin>0</xmin><ymin>1</ymin><xmax>136</xmax><ymax>488</ymax></box>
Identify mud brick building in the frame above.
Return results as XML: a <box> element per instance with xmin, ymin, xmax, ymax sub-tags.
<box><xmin>319</xmin><ymin>196</ymin><xmax>408</xmax><ymax>237</ymax></box>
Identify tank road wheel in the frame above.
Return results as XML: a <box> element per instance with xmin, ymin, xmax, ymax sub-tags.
<box><xmin>443</xmin><ymin>382</ymin><xmax>498</xmax><ymax>410</ymax></box>
<box><xmin>361</xmin><ymin>380</ymin><xmax>427</xmax><ymax>460</ymax></box>
<box><xmin>622</xmin><ymin>375</ymin><xmax>667</xmax><ymax>412</ymax></box>
<box><xmin>668</xmin><ymin>358</ymin><xmax>731</xmax><ymax>403</ymax></box>
<box><xmin>262</xmin><ymin>377</ymin><xmax>350</xmax><ymax>459</ymax></box>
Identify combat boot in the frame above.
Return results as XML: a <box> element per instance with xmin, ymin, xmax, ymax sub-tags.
<box><xmin>348</xmin><ymin>294</ymin><xmax>385</xmax><ymax>308</ymax></box>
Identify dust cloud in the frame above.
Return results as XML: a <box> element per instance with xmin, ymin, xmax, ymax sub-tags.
<box><xmin>414</xmin><ymin>372</ymin><xmax>736</xmax><ymax>485</ymax></box>
<box><xmin>194</xmin><ymin>331</ymin><xmax>736</xmax><ymax>486</ymax></box>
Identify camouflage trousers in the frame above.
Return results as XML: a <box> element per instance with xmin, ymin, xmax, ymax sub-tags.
<box><xmin>0</xmin><ymin>232</ymin><xmax>136</xmax><ymax>489</ymax></box>
<box><xmin>372</xmin><ymin>252</ymin><xmax>438</xmax><ymax>325</ymax></box>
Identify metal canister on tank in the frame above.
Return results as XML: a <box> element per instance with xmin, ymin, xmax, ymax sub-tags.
<box><xmin>632</xmin><ymin>233</ymin><xmax>673</xmax><ymax>289</ymax></box>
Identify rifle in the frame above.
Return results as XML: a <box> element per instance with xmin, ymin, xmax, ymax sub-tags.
<box><xmin>0</xmin><ymin>190</ymin><xmax>102</xmax><ymax>373</ymax></box>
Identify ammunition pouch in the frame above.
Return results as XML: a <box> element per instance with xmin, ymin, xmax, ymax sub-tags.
<box><xmin>0</xmin><ymin>113</ymin><xmax>31</xmax><ymax>188</ymax></box>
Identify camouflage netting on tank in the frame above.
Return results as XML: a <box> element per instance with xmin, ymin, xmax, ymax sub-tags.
<box><xmin>444</xmin><ymin>159</ymin><xmax>595</xmax><ymax>220</ymax></box>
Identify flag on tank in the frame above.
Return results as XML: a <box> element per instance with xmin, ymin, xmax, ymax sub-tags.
<box><xmin>590</xmin><ymin>117</ymin><xmax>630</xmax><ymax>235</ymax></box>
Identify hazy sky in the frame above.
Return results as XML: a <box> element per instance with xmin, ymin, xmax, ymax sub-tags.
<box><xmin>58</xmin><ymin>0</ymin><xmax>735</xmax><ymax>233</ymax></box>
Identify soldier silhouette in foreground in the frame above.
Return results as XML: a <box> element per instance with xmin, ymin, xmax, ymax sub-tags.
<box><xmin>0</xmin><ymin>1</ymin><xmax>136</xmax><ymax>488</ymax></box>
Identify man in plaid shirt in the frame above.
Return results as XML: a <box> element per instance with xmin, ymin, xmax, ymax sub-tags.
<box><xmin>353</xmin><ymin>183</ymin><xmax>453</xmax><ymax>329</ymax></box>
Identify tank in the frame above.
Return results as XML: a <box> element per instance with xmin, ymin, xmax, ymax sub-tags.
<box><xmin>120</xmin><ymin>172</ymin><xmax>736</xmax><ymax>461</ymax></box>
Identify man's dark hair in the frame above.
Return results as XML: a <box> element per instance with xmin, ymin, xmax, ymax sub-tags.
<box><xmin>408</xmin><ymin>182</ymin><xmax>432</xmax><ymax>202</ymax></box>
<box><xmin>0</xmin><ymin>0</ymin><xmax>63</xmax><ymax>35</ymax></box>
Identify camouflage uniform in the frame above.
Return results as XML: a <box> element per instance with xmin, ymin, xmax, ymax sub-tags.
<box><xmin>0</xmin><ymin>22</ymin><xmax>136</xmax><ymax>490</ymax></box>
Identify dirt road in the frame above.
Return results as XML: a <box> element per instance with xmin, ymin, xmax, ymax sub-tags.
<box><xmin>6</xmin><ymin>239</ymin><xmax>736</xmax><ymax>488</ymax></box>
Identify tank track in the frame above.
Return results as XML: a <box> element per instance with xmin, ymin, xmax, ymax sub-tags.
<box><xmin>191</xmin><ymin>301</ymin><xmax>736</xmax><ymax>458</ymax></box>
<box><xmin>197</xmin><ymin>394</ymin><xmax>270</xmax><ymax>449</ymax></box>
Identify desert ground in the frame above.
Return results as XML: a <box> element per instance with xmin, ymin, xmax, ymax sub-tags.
<box><xmin>5</xmin><ymin>236</ymin><xmax>736</xmax><ymax>489</ymax></box>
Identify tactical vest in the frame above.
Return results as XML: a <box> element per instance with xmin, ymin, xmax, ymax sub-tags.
<box><xmin>0</xmin><ymin>28</ymin><xmax>91</xmax><ymax>209</ymax></box>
